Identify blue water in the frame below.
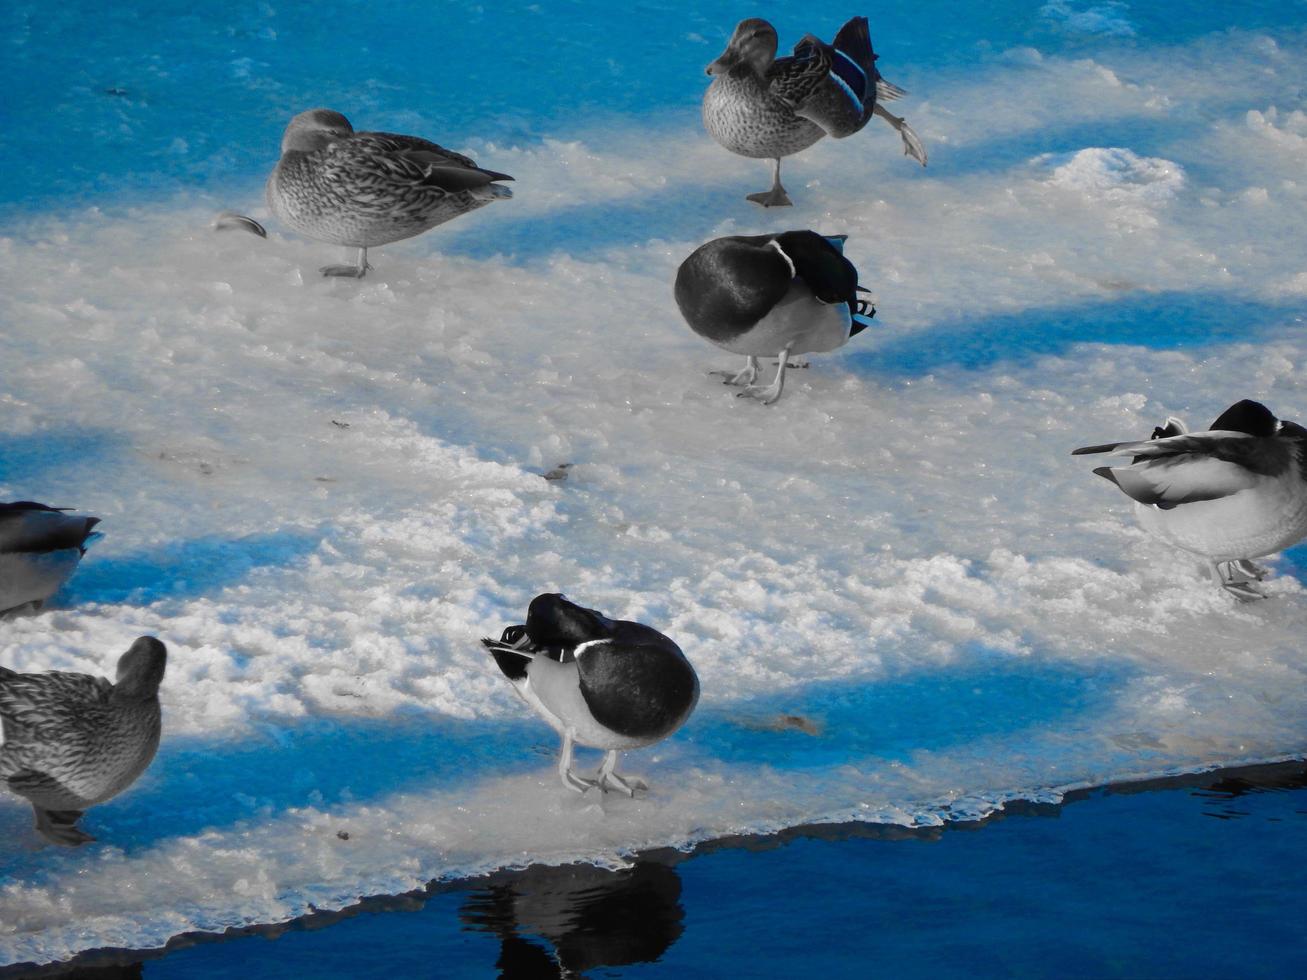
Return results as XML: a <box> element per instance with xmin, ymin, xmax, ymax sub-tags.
<box><xmin>30</xmin><ymin>763</ymin><xmax>1303</xmax><ymax>979</ymax></box>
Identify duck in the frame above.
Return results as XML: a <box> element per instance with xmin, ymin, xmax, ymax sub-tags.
<box><xmin>673</xmin><ymin>230</ymin><xmax>877</xmax><ymax>404</ymax></box>
<box><xmin>0</xmin><ymin>501</ymin><xmax>101</xmax><ymax>615</ymax></box>
<box><xmin>266</xmin><ymin>108</ymin><xmax>514</xmax><ymax>278</ymax></box>
<box><xmin>0</xmin><ymin>636</ymin><xmax>166</xmax><ymax>846</ymax></box>
<box><xmin>702</xmin><ymin>16</ymin><xmax>926</xmax><ymax>207</ymax></box>
<box><xmin>1073</xmin><ymin>399</ymin><xmax>1307</xmax><ymax>600</ymax></box>
<box><xmin>482</xmin><ymin>594</ymin><xmax>699</xmax><ymax>796</ymax></box>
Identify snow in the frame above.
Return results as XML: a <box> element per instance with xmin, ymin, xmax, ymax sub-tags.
<box><xmin>3</xmin><ymin>8</ymin><xmax>1307</xmax><ymax>969</ymax></box>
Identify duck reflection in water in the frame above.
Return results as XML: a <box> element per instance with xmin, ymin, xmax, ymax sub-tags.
<box><xmin>460</xmin><ymin>860</ymin><xmax>684</xmax><ymax>978</ymax></box>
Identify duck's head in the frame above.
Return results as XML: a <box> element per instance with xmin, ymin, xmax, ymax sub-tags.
<box><xmin>280</xmin><ymin>108</ymin><xmax>354</xmax><ymax>155</ymax></box>
<box><xmin>525</xmin><ymin>594</ymin><xmax>616</xmax><ymax>649</ymax></box>
<box><xmin>707</xmin><ymin>19</ymin><xmax>778</xmax><ymax>77</ymax></box>
<box><xmin>113</xmin><ymin>636</ymin><xmax>167</xmax><ymax>702</ymax></box>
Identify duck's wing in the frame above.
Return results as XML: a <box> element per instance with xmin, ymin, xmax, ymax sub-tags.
<box><xmin>773</xmin><ymin>231</ymin><xmax>859</xmax><ymax>305</ymax></box>
<box><xmin>778</xmin><ymin>18</ymin><xmax>879</xmax><ymax>138</ymax></box>
<box><xmin>0</xmin><ymin>504</ymin><xmax>100</xmax><ymax>555</ymax></box>
<box><xmin>323</xmin><ymin>133</ymin><xmax>513</xmax><ymax>193</ymax></box>
<box><xmin>766</xmin><ymin>47</ymin><xmax>832</xmax><ymax>113</ymax></box>
<box><xmin>0</xmin><ymin>670</ymin><xmax>111</xmax><ymax>745</ymax></box>
<box><xmin>1074</xmin><ymin>430</ymin><xmax>1292</xmax><ymax>506</ymax></box>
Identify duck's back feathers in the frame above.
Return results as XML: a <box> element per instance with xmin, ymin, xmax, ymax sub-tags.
<box><xmin>321</xmin><ymin>132</ymin><xmax>512</xmax><ymax>196</ymax></box>
<box><xmin>675</xmin><ymin>231</ymin><xmax>868</xmax><ymax>348</ymax></box>
<box><xmin>0</xmin><ymin>669</ymin><xmax>113</xmax><ymax>753</ymax></box>
<box><xmin>675</xmin><ymin>235</ymin><xmax>796</xmax><ymax>344</ymax></box>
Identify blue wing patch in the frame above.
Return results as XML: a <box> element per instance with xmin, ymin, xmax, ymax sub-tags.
<box><xmin>831</xmin><ymin>50</ymin><xmax>868</xmax><ymax>108</ymax></box>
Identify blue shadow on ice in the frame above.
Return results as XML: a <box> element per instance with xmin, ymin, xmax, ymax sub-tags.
<box><xmin>444</xmin><ymin>180</ymin><xmax>747</xmax><ymax>263</ymax></box>
<box><xmin>0</xmin><ymin>714</ymin><xmax>549</xmax><ymax>856</ymax></box>
<box><xmin>691</xmin><ymin>652</ymin><xmax>1126</xmax><ymax>769</ymax></box>
<box><xmin>849</xmin><ymin>292</ymin><xmax>1298</xmax><ymax>377</ymax></box>
<box><xmin>61</xmin><ymin>530</ymin><xmax>322</xmax><ymax>605</ymax></box>
<box><xmin>0</xmin><ymin>428</ymin><xmax>120</xmax><ymax>490</ymax></box>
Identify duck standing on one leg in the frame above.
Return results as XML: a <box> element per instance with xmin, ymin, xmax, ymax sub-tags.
<box><xmin>0</xmin><ymin>637</ymin><xmax>167</xmax><ymax>845</ymax></box>
<box><xmin>674</xmin><ymin>230</ymin><xmax>877</xmax><ymax>404</ymax></box>
<box><xmin>1073</xmin><ymin>399</ymin><xmax>1307</xmax><ymax>601</ymax></box>
<box><xmin>482</xmin><ymin>594</ymin><xmax>699</xmax><ymax>796</ymax></box>
<box><xmin>0</xmin><ymin>501</ymin><xmax>101</xmax><ymax>615</ymax></box>
<box><xmin>702</xmin><ymin>16</ymin><xmax>926</xmax><ymax>208</ymax></box>
<box><xmin>267</xmin><ymin>108</ymin><xmax>514</xmax><ymax>278</ymax></box>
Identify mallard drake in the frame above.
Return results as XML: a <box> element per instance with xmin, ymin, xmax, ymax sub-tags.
<box><xmin>1073</xmin><ymin>400</ymin><xmax>1307</xmax><ymax>600</ymax></box>
<box><xmin>266</xmin><ymin>108</ymin><xmax>514</xmax><ymax>277</ymax></box>
<box><xmin>674</xmin><ymin>230</ymin><xmax>877</xmax><ymax>404</ymax></box>
<box><xmin>0</xmin><ymin>501</ymin><xmax>101</xmax><ymax>615</ymax></box>
<box><xmin>0</xmin><ymin>637</ymin><xmax>166</xmax><ymax>845</ymax></box>
<box><xmin>482</xmin><ymin>594</ymin><xmax>699</xmax><ymax>796</ymax></box>
<box><xmin>702</xmin><ymin>16</ymin><xmax>926</xmax><ymax>207</ymax></box>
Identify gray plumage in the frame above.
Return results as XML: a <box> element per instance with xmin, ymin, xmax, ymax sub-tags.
<box><xmin>0</xmin><ymin>637</ymin><xmax>166</xmax><ymax>846</ymax></box>
<box><xmin>266</xmin><ymin>108</ymin><xmax>514</xmax><ymax>277</ymax></box>
<box><xmin>0</xmin><ymin>501</ymin><xmax>101</xmax><ymax>615</ymax></box>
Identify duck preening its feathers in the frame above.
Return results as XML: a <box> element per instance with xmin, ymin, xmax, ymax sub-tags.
<box><xmin>1074</xmin><ymin>400</ymin><xmax>1307</xmax><ymax>601</ymax></box>
<box><xmin>674</xmin><ymin>231</ymin><xmax>877</xmax><ymax>404</ymax></box>
<box><xmin>483</xmin><ymin>594</ymin><xmax>698</xmax><ymax>796</ymax></box>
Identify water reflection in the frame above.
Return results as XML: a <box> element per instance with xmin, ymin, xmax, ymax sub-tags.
<box><xmin>460</xmin><ymin>861</ymin><xmax>685</xmax><ymax>978</ymax></box>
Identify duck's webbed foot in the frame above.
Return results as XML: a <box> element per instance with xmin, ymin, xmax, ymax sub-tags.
<box><xmin>746</xmin><ymin>186</ymin><xmax>793</xmax><ymax>208</ymax></box>
<box><xmin>557</xmin><ymin>732</ymin><xmax>597</xmax><ymax>794</ymax></box>
<box><xmin>595</xmin><ymin>750</ymin><xmax>647</xmax><ymax>797</ymax></box>
<box><xmin>711</xmin><ymin>356</ymin><xmax>759</xmax><ymax>386</ymax></box>
<box><xmin>746</xmin><ymin>159</ymin><xmax>793</xmax><ymax>207</ymax></box>
<box><xmin>34</xmin><ymin>807</ymin><xmax>94</xmax><ymax>847</ymax></box>
<box><xmin>1230</xmin><ymin>559</ymin><xmax>1271</xmax><ymax>583</ymax></box>
<box><xmin>1212</xmin><ymin>561</ymin><xmax>1267</xmax><ymax>601</ymax></box>
<box><xmin>737</xmin><ymin>350</ymin><xmax>789</xmax><ymax>405</ymax></box>
<box><xmin>562</xmin><ymin>767</ymin><xmax>598</xmax><ymax>794</ymax></box>
<box><xmin>321</xmin><ymin>247</ymin><xmax>372</xmax><ymax>278</ymax></box>
<box><xmin>873</xmin><ymin>103</ymin><xmax>928</xmax><ymax>166</ymax></box>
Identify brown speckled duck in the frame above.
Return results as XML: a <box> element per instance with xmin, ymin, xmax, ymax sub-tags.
<box><xmin>266</xmin><ymin>108</ymin><xmax>514</xmax><ymax>277</ymax></box>
<box><xmin>0</xmin><ymin>501</ymin><xmax>101</xmax><ymax>615</ymax></box>
<box><xmin>0</xmin><ymin>637</ymin><xmax>166</xmax><ymax>846</ymax></box>
<box><xmin>702</xmin><ymin>17</ymin><xmax>926</xmax><ymax>207</ymax></box>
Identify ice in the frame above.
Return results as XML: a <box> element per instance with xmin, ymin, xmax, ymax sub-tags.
<box><xmin>1040</xmin><ymin>2</ymin><xmax>1138</xmax><ymax>38</ymax></box>
<box><xmin>3</xmin><ymin>10</ymin><xmax>1307</xmax><ymax>970</ymax></box>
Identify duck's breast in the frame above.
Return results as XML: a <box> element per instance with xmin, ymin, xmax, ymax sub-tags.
<box><xmin>703</xmin><ymin>73</ymin><xmax>824</xmax><ymax>158</ymax></box>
